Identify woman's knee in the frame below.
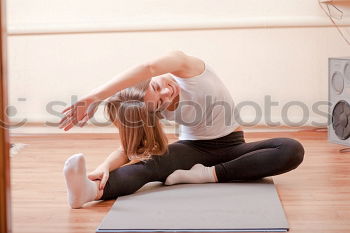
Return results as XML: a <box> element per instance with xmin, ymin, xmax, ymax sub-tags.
<box><xmin>279</xmin><ymin>138</ymin><xmax>305</xmax><ymax>169</ymax></box>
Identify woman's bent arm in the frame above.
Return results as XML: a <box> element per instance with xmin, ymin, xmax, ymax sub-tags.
<box><xmin>88</xmin><ymin>147</ymin><xmax>129</xmax><ymax>190</ymax></box>
<box><xmin>102</xmin><ymin>147</ymin><xmax>130</xmax><ymax>172</ymax></box>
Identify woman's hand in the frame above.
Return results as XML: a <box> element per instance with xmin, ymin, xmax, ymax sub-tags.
<box><xmin>59</xmin><ymin>94</ymin><xmax>101</xmax><ymax>131</ymax></box>
<box><xmin>87</xmin><ymin>164</ymin><xmax>110</xmax><ymax>190</ymax></box>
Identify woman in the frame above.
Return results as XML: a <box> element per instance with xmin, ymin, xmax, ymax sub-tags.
<box><xmin>60</xmin><ymin>50</ymin><xmax>305</xmax><ymax>209</ymax></box>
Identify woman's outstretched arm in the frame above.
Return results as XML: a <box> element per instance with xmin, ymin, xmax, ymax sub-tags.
<box><xmin>59</xmin><ymin>50</ymin><xmax>201</xmax><ymax>131</ymax></box>
<box><xmin>90</xmin><ymin>50</ymin><xmax>189</xmax><ymax>101</ymax></box>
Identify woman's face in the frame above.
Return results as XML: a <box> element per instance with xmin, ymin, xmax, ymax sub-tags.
<box><xmin>144</xmin><ymin>75</ymin><xmax>180</xmax><ymax>112</ymax></box>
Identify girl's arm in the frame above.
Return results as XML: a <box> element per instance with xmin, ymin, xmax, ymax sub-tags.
<box><xmin>87</xmin><ymin>147</ymin><xmax>129</xmax><ymax>190</ymax></box>
<box><xmin>59</xmin><ymin>50</ymin><xmax>203</xmax><ymax>131</ymax></box>
<box><xmin>90</xmin><ymin>50</ymin><xmax>196</xmax><ymax>101</ymax></box>
<box><xmin>102</xmin><ymin>147</ymin><xmax>130</xmax><ymax>171</ymax></box>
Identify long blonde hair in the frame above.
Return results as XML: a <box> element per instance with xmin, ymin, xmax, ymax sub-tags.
<box><xmin>104</xmin><ymin>79</ymin><xmax>168</xmax><ymax>161</ymax></box>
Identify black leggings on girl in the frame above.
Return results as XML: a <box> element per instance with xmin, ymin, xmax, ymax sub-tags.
<box><xmin>99</xmin><ymin>131</ymin><xmax>304</xmax><ymax>200</ymax></box>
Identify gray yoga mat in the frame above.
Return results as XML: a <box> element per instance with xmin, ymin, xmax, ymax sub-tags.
<box><xmin>96</xmin><ymin>178</ymin><xmax>289</xmax><ymax>232</ymax></box>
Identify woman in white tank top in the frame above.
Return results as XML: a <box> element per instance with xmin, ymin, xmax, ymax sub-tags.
<box><xmin>59</xmin><ymin>51</ymin><xmax>303</xmax><ymax>209</ymax></box>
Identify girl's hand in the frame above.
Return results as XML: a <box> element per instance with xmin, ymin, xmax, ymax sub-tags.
<box><xmin>87</xmin><ymin>164</ymin><xmax>110</xmax><ymax>190</ymax></box>
<box><xmin>58</xmin><ymin>95</ymin><xmax>100</xmax><ymax>131</ymax></box>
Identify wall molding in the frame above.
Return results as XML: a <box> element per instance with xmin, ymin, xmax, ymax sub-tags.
<box><xmin>7</xmin><ymin>16</ymin><xmax>350</xmax><ymax>36</ymax></box>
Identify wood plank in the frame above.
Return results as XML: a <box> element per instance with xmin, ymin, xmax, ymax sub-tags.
<box><xmin>9</xmin><ymin>129</ymin><xmax>350</xmax><ymax>233</ymax></box>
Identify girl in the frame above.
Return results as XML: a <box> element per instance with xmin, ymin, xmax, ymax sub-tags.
<box><xmin>60</xmin><ymin>50</ymin><xmax>304</xmax><ymax>209</ymax></box>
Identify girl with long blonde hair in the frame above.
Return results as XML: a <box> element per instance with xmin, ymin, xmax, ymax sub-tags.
<box><xmin>60</xmin><ymin>51</ymin><xmax>304</xmax><ymax>209</ymax></box>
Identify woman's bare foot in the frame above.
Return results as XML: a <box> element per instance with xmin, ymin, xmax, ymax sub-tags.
<box><xmin>63</xmin><ymin>153</ymin><xmax>103</xmax><ymax>208</ymax></box>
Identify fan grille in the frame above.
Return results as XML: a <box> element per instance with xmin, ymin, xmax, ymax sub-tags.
<box><xmin>332</xmin><ymin>100</ymin><xmax>350</xmax><ymax>140</ymax></box>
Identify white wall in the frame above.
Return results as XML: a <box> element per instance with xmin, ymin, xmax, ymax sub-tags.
<box><xmin>5</xmin><ymin>0</ymin><xmax>350</xmax><ymax>129</ymax></box>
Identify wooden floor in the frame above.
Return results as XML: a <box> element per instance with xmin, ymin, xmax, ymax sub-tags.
<box><xmin>9</xmin><ymin>127</ymin><xmax>350</xmax><ymax>233</ymax></box>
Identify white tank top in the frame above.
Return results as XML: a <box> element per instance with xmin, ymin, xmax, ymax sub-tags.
<box><xmin>160</xmin><ymin>61</ymin><xmax>240</xmax><ymax>140</ymax></box>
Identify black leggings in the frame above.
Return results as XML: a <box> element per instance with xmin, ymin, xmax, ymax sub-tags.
<box><xmin>99</xmin><ymin>131</ymin><xmax>304</xmax><ymax>200</ymax></box>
